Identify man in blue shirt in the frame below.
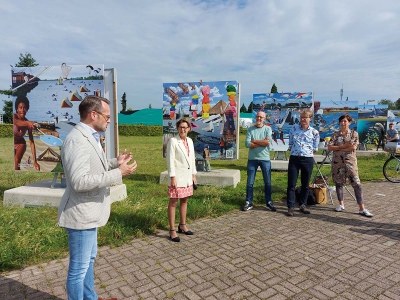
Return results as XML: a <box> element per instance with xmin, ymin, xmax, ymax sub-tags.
<box><xmin>386</xmin><ymin>123</ymin><xmax>399</xmax><ymax>143</ymax></box>
<box><xmin>286</xmin><ymin>109</ymin><xmax>319</xmax><ymax>216</ymax></box>
<box><xmin>242</xmin><ymin>111</ymin><xmax>276</xmax><ymax>212</ymax></box>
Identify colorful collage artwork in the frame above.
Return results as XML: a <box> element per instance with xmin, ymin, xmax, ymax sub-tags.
<box><xmin>252</xmin><ymin>92</ymin><xmax>313</xmax><ymax>151</ymax></box>
<box><xmin>162</xmin><ymin>81</ymin><xmax>239</xmax><ymax>160</ymax></box>
<box><xmin>12</xmin><ymin>64</ymin><xmax>104</xmax><ymax>172</ymax></box>
<box><xmin>314</xmin><ymin>100</ymin><xmax>358</xmax><ymax>141</ymax></box>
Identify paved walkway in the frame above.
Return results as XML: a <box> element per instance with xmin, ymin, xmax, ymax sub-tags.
<box><xmin>1</xmin><ymin>181</ymin><xmax>400</xmax><ymax>300</ymax></box>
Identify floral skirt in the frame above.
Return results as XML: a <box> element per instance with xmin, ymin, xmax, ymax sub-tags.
<box><xmin>168</xmin><ymin>185</ymin><xmax>193</xmax><ymax>198</ymax></box>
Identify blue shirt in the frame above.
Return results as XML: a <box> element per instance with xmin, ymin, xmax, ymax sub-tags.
<box><xmin>288</xmin><ymin>124</ymin><xmax>319</xmax><ymax>157</ymax></box>
<box><xmin>79</xmin><ymin>122</ymin><xmax>102</xmax><ymax>150</ymax></box>
<box><xmin>387</xmin><ymin>128</ymin><xmax>398</xmax><ymax>139</ymax></box>
<box><xmin>245</xmin><ymin>125</ymin><xmax>272</xmax><ymax>160</ymax></box>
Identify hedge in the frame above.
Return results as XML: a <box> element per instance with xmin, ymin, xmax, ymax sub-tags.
<box><xmin>0</xmin><ymin>124</ymin><xmax>13</xmax><ymax>137</ymax></box>
<box><xmin>0</xmin><ymin>124</ymin><xmax>245</xmax><ymax>138</ymax></box>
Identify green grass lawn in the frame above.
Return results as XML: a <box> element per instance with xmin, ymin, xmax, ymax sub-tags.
<box><xmin>0</xmin><ymin>135</ymin><xmax>389</xmax><ymax>272</ymax></box>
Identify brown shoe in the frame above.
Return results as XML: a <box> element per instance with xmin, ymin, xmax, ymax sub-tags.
<box><xmin>287</xmin><ymin>208</ymin><xmax>294</xmax><ymax>216</ymax></box>
<box><xmin>98</xmin><ymin>298</ymin><xmax>118</xmax><ymax>300</ymax></box>
<box><xmin>299</xmin><ymin>205</ymin><xmax>310</xmax><ymax>214</ymax></box>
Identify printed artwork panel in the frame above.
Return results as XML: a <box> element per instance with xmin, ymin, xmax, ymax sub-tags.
<box><xmin>12</xmin><ymin>64</ymin><xmax>104</xmax><ymax>172</ymax></box>
<box><xmin>163</xmin><ymin>81</ymin><xmax>239</xmax><ymax>160</ymax></box>
<box><xmin>252</xmin><ymin>92</ymin><xmax>313</xmax><ymax>151</ymax></box>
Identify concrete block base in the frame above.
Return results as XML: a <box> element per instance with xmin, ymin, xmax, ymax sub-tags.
<box><xmin>160</xmin><ymin>169</ymin><xmax>240</xmax><ymax>188</ymax></box>
<box><xmin>3</xmin><ymin>180</ymin><xmax>127</xmax><ymax>208</ymax></box>
<box><xmin>271</xmin><ymin>160</ymin><xmax>289</xmax><ymax>170</ymax></box>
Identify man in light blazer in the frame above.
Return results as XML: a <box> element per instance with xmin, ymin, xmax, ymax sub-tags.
<box><xmin>58</xmin><ymin>95</ymin><xmax>136</xmax><ymax>300</ymax></box>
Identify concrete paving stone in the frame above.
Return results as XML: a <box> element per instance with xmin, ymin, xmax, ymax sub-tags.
<box><xmin>340</xmin><ymin>290</ymin><xmax>373</xmax><ymax>299</ymax></box>
<box><xmin>198</xmin><ymin>285</ymin><xmax>221</xmax><ymax>298</ymax></box>
<box><xmin>256</xmin><ymin>287</ymin><xmax>279</xmax><ymax>299</ymax></box>
<box><xmin>378</xmin><ymin>295</ymin><xmax>397</xmax><ymax>300</ymax></box>
<box><xmin>383</xmin><ymin>290</ymin><xmax>400</xmax><ymax>299</ymax></box>
<box><xmin>135</xmin><ymin>281</ymin><xmax>159</xmax><ymax>294</ymax></box>
<box><xmin>187</xmin><ymin>273</ymin><xmax>205</xmax><ymax>285</ymax></box>
<box><xmin>202</xmin><ymin>295</ymin><xmax>219</xmax><ymax>300</ymax></box>
<box><xmin>148</xmin><ymin>285</ymin><xmax>163</xmax><ymax>296</ymax></box>
<box><xmin>229</xmin><ymin>289</ymin><xmax>254</xmax><ymax>300</ymax></box>
<box><xmin>2</xmin><ymin>180</ymin><xmax>400</xmax><ymax>299</ymax></box>
<box><xmin>205</xmin><ymin>278</ymin><xmax>229</xmax><ymax>290</ymax></box>
<box><xmin>272</xmin><ymin>283</ymin><xmax>298</xmax><ymax>298</ymax></box>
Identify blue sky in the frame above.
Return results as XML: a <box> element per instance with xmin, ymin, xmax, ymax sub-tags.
<box><xmin>1</xmin><ymin>0</ymin><xmax>400</xmax><ymax>110</ymax></box>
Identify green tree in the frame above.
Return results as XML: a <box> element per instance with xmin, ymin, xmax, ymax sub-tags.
<box><xmin>378</xmin><ymin>99</ymin><xmax>395</xmax><ymax>110</ymax></box>
<box><xmin>2</xmin><ymin>100</ymin><xmax>13</xmax><ymax>123</ymax></box>
<box><xmin>395</xmin><ymin>98</ymin><xmax>400</xmax><ymax>109</ymax></box>
<box><xmin>247</xmin><ymin>101</ymin><xmax>253</xmax><ymax>113</ymax></box>
<box><xmin>240</xmin><ymin>103</ymin><xmax>247</xmax><ymax>113</ymax></box>
<box><xmin>13</xmin><ymin>52</ymin><xmax>38</xmax><ymax>67</ymax></box>
<box><xmin>271</xmin><ymin>83</ymin><xmax>278</xmax><ymax>93</ymax></box>
<box><xmin>2</xmin><ymin>53</ymin><xmax>39</xmax><ymax>123</ymax></box>
<box><xmin>121</xmin><ymin>92</ymin><xmax>127</xmax><ymax>112</ymax></box>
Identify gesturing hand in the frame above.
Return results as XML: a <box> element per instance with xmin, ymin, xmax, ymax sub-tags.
<box><xmin>117</xmin><ymin>149</ymin><xmax>133</xmax><ymax>166</ymax></box>
<box><xmin>119</xmin><ymin>160</ymin><xmax>137</xmax><ymax>177</ymax></box>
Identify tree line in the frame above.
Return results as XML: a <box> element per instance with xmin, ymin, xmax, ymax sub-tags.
<box><xmin>2</xmin><ymin>60</ymin><xmax>400</xmax><ymax>122</ymax></box>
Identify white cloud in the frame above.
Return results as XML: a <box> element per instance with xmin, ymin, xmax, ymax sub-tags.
<box><xmin>1</xmin><ymin>0</ymin><xmax>400</xmax><ymax>109</ymax></box>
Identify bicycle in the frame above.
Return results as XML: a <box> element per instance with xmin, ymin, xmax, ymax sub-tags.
<box><xmin>383</xmin><ymin>152</ymin><xmax>400</xmax><ymax>182</ymax></box>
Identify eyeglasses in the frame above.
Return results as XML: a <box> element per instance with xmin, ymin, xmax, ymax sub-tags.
<box><xmin>95</xmin><ymin>111</ymin><xmax>111</xmax><ymax>121</ymax></box>
<box><xmin>179</xmin><ymin>126</ymin><xmax>189</xmax><ymax>130</ymax></box>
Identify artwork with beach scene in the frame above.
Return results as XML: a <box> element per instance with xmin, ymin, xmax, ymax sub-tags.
<box><xmin>162</xmin><ymin>81</ymin><xmax>239</xmax><ymax>160</ymax></box>
<box><xmin>357</xmin><ymin>104</ymin><xmax>388</xmax><ymax>147</ymax></box>
<box><xmin>11</xmin><ymin>64</ymin><xmax>104</xmax><ymax>172</ymax></box>
<box><xmin>314</xmin><ymin>100</ymin><xmax>358</xmax><ymax>144</ymax></box>
<box><xmin>252</xmin><ymin>92</ymin><xmax>313</xmax><ymax>151</ymax></box>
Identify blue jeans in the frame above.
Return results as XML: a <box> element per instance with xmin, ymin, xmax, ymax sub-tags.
<box><xmin>246</xmin><ymin>160</ymin><xmax>272</xmax><ymax>205</ymax></box>
<box><xmin>287</xmin><ymin>156</ymin><xmax>314</xmax><ymax>209</ymax></box>
<box><xmin>66</xmin><ymin>228</ymin><xmax>98</xmax><ymax>300</ymax></box>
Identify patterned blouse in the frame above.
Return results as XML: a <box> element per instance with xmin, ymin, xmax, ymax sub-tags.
<box><xmin>288</xmin><ymin>124</ymin><xmax>319</xmax><ymax>157</ymax></box>
<box><xmin>328</xmin><ymin>130</ymin><xmax>360</xmax><ymax>185</ymax></box>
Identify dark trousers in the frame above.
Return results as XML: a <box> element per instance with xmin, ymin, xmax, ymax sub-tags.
<box><xmin>287</xmin><ymin>156</ymin><xmax>314</xmax><ymax>209</ymax></box>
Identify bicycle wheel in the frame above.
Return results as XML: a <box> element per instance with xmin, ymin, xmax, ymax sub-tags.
<box><xmin>383</xmin><ymin>156</ymin><xmax>400</xmax><ymax>182</ymax></box>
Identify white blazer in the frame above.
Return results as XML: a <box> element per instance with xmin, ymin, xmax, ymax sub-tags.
<box><xmin>166</xmin><ymin>135</ymin><xmax>197</xmax><ymax>187</ymax></box>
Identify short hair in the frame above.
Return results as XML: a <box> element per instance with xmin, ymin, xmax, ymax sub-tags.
<box><xmin>175</xmin><ymin>119</ymin><xmax>191</xmax><ymax>130</ymax></box>
<box><xmin>256</xmin><ymin>111</ymin><xmax>266</xmax><ymax>118</ymax></box>
<box><xmin>15</xmin><ymin>96</ymin><xmax>30</xmax><ymax>111</ymax></box>
<box><xmin>338</xmin><ymin>113</ymin><xmax>352</xmax><ymax>123</ymax></box>
<box><xmin>300</xmin><ymin>108</ymin><xmax>313</xmax><ymax>118</ymax></box>
<box><xmin>79</xmin><ymin>95</ymin><xmax>110</xmax><ymax>119</ymax></box>
<box><xmin>389</xmin><ymin>123</ymin><xmax>394</xmax><ymax>126</ymax></box>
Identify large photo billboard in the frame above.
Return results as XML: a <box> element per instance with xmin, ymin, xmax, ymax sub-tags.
<box><xmin>12</xmin><ymin>64</ymin><xmax>104</xmax><ymax>172</ymax></box>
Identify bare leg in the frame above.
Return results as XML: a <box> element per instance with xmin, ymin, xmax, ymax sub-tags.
<box><xmin>179</xmin><ymin>197</ymin><xmax>189</xmax><ymax>232</ymax></box>
<box><xmin>168</xmin><ymin>198</ymin><xmax>179</xmax><ymax>239</ymax></box>
<box><xmin>14</xmin><ymin>144</ymin><xmax>27</xmax><ymax>170</ymax></box>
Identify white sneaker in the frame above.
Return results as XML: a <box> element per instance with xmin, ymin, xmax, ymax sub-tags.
<box><xmin>359</xmin><ymin>209</ymin><xmax>373</xmax><ymax>217</ymax></box>
<box><xmin>335</xmin><ymin>205</ymin><xmax>345</xmax><ymax>212</ymax></box>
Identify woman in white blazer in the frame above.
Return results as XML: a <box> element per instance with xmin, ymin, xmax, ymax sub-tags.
<box><xmin>166</xmin><ymin>119</ymin><xmax>197</xmax><ymax>242</ymax></box>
